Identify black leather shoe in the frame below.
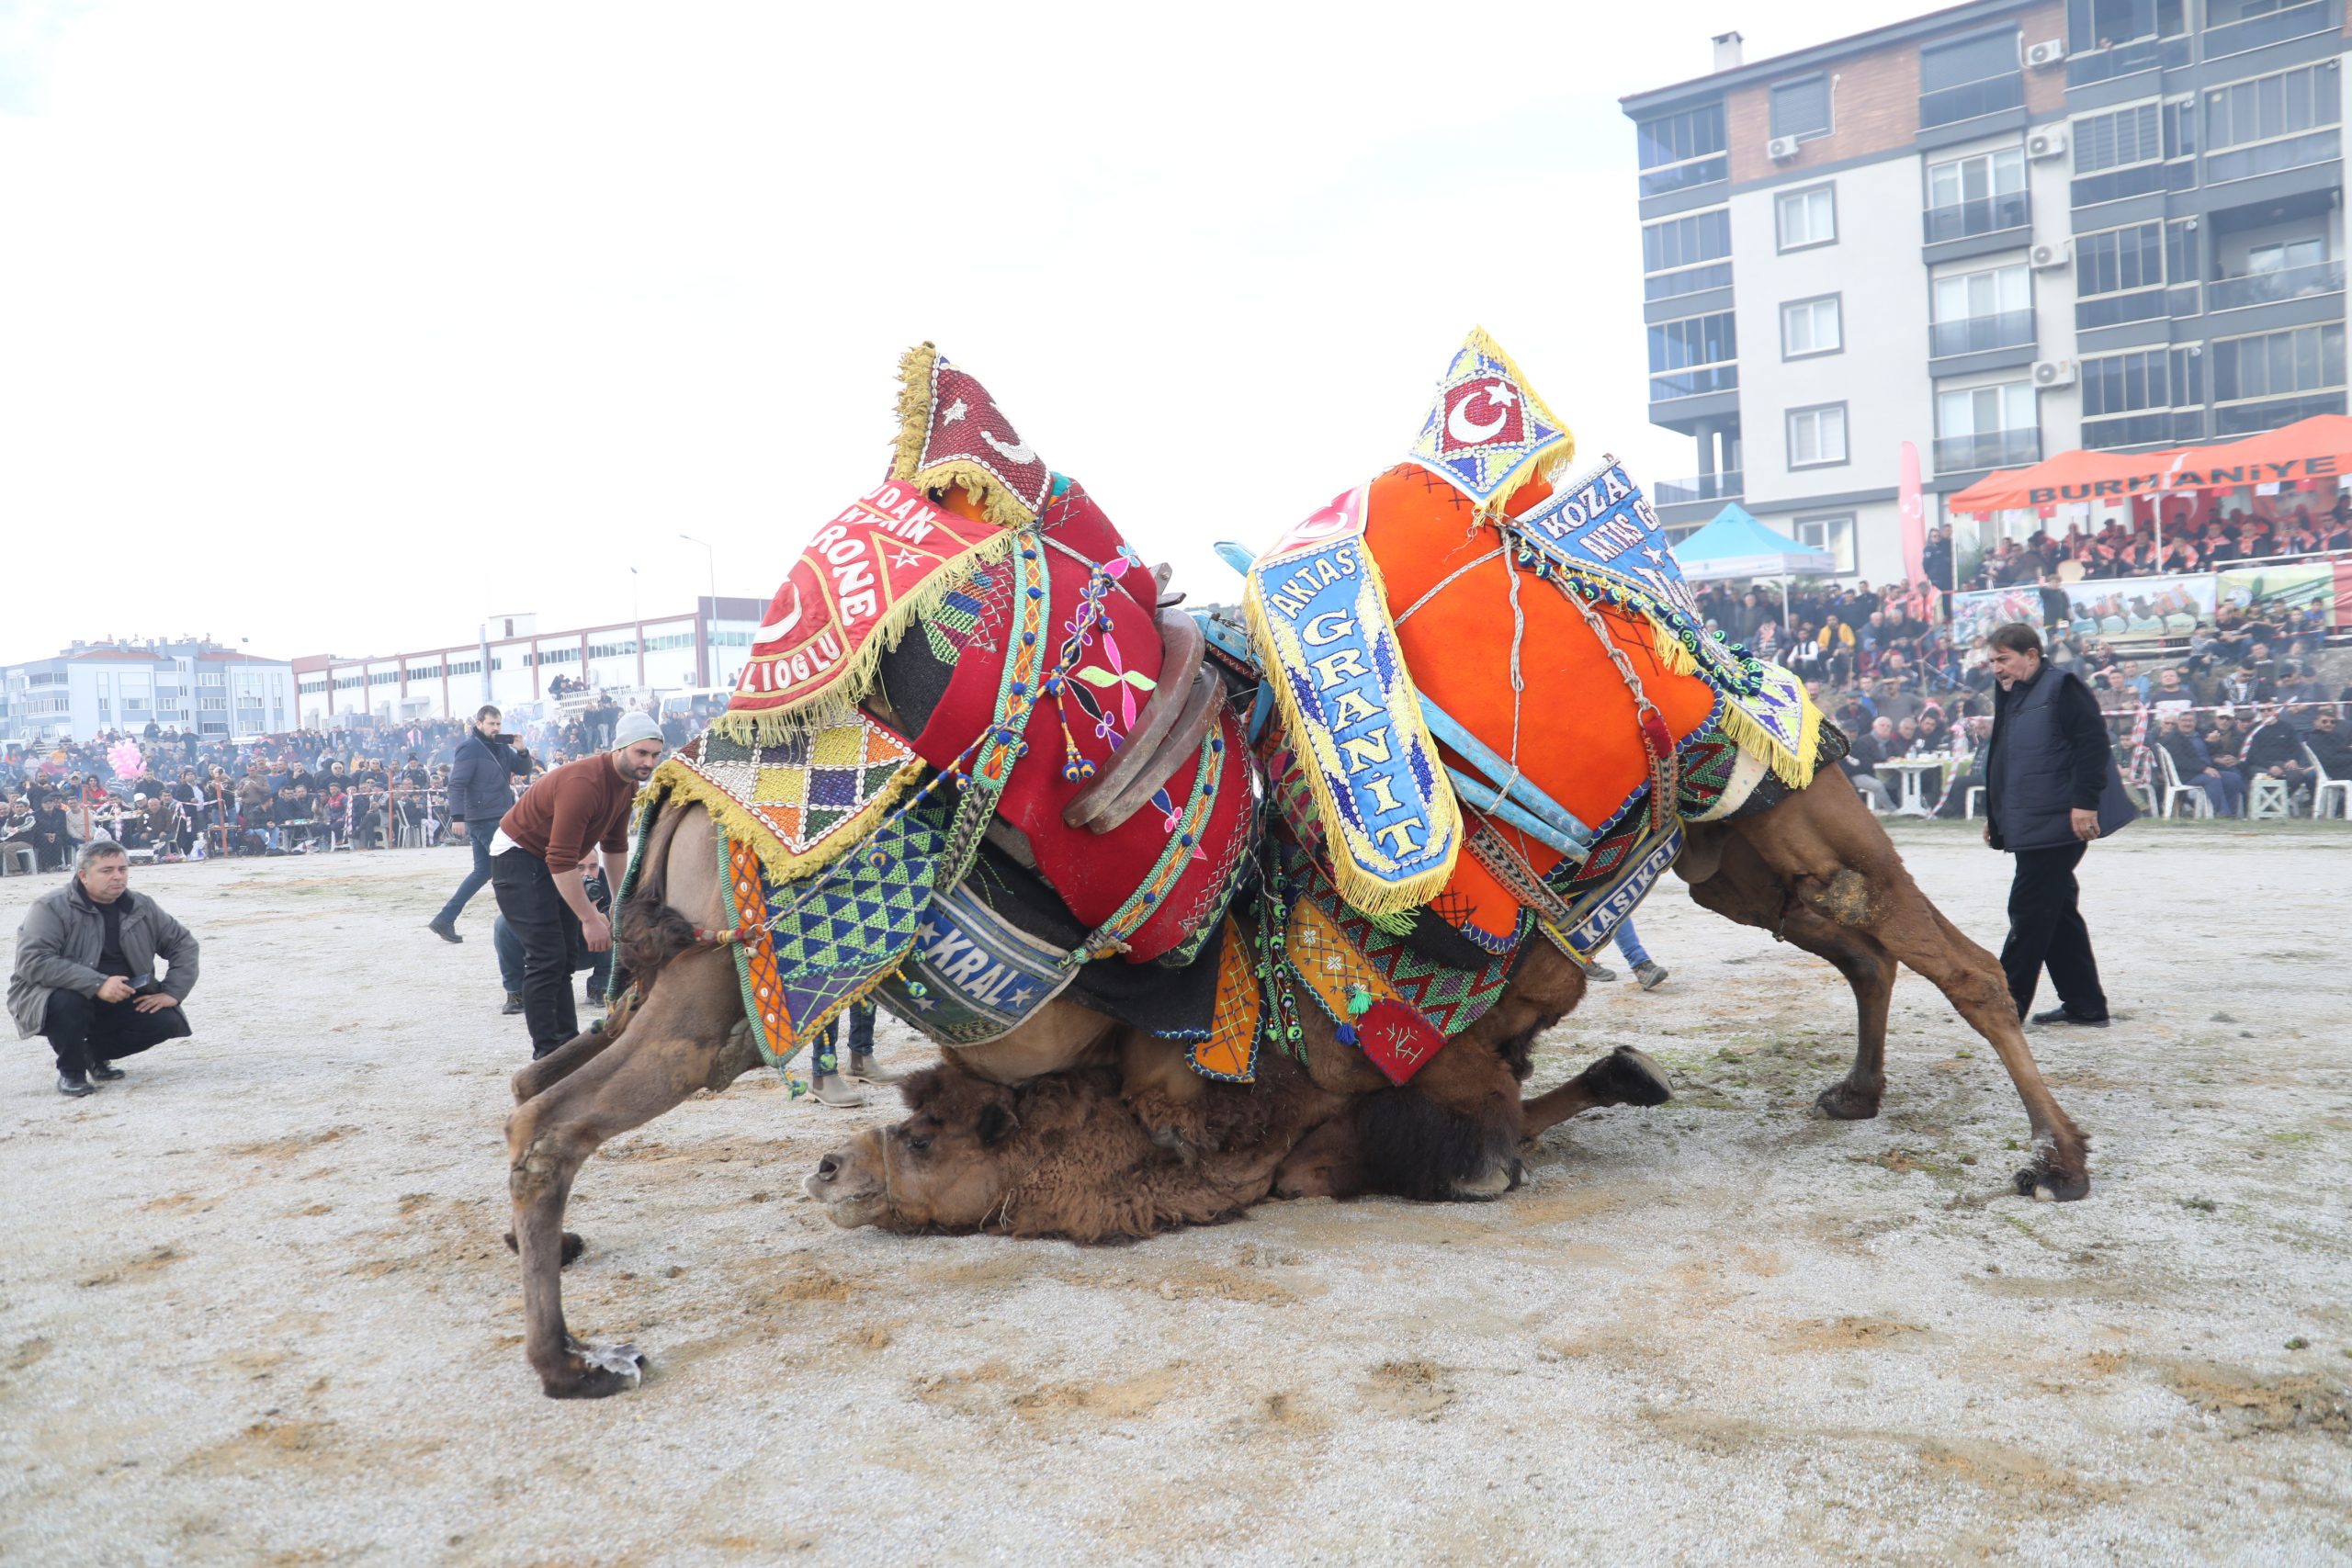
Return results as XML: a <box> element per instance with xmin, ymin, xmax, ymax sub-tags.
<box><xmin>2030</xmin><ymin>1008</ymin><xmax>2109</xmax><ymax>1028</ymax></box>
<box><xmin>501</xmin><ymin>992</ymin><xmax>526</xmax><ymax>1016</ymax></box>
<box><xmin>427</xmin><ymin>918</ymin><xmax>464</xmax><ymax>944</ymax></box>
<box><xmin>57</xmin><ymin>1071</ymin><xmax>95</xmax><ymax>1097</ymax></box>
<box><xmin>88</xmin><ymin>1061</ymin><xmax>126</xmax><ymax>1081</ymax></box>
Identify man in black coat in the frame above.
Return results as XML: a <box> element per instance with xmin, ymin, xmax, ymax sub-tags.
<box><xmin>427</xmin><ymin>705</ymin><xmax>531</xmax><ymax>943</ymax></box>
<box><xmin>1982</xmin><ymin>623</ymin><xmax>2137</xmax><ymax>1028</ymax></box>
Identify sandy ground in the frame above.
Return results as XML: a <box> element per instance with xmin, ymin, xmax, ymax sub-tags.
<box><xmin>1</xmin><ymin>822</ymin><xmax>2347</xmax><ymax>1567</ymax></box>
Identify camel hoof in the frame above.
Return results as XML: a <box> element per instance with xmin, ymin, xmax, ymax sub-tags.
<box><xmin>1591</xmin><ymin>1046</ymin><xmax>1673</xmax><ymax>1108</ymax></box>
<box><xmin>2012</xmin><ymin>1167</ymin><xmax>2091</xmax><ymax>1202</ymax></box>
<box><xmin>1815</xmin><ymin>1081</ymin><xmax>1883</xmax><ymax>1122</ymax></box>
<box><xmin>543</xmin><ymin>1338</ymin><xmax>646</xmax><ymax>1399</ymax></box>
<box><xmin>1448</xmin><ymin>1160</ymin><xmax>1521</xmax><ymax>1201</ymax></box>
<box><xmin>503</xmin><ymin>1230</ymin><xmax>587</xmax><ymax>1267</ymax></box>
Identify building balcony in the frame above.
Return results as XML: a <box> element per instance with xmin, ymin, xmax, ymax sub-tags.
<box><xmin>2082</xmin><ymin>409</ymin><xmax>2206</xmax><ymax>451</ymax></box>
<box><xmin>1934</xmin><ymin>429</ymin><xmax>2041</xmax><ymax>474</ymax></box>
<box><xmin>1647</xmin><ymin>364</ymin><xmax>1738</xmax><ymax>402</ymax></box>
<box><xmin>1922</xmin><ymin>190</ymin><xmax>2029</xmax><ymax>245</ymax></box>
<box><xmin>1653</xmin><ymin>471</ymin><xmax>1745</xmax><ymax>507</ymax></box>
<box><xmin>1638</xmin><ymin>156</ymin><xmax>1726</xmax><ymax>200</ymax></box>
<box><xmin>2077</xmin><ymin>288</ymin><xmax>2169</xmax><ymax>332</ymax></box>
<box><xmin>2064</xmin><ymin>33</ymin><xmax>2188</xmax><ymax>88</ymax></box>
<box><xmin>2208</xmin><ymin>258</ymin><xmax>2346</xmax><ymax>313</ymax></box>
<box><xmin>2214</xmin><ymin>389</ymin><xmax>2348</xmax><ymax>437</ymax></box>
<box><xmin>1920</xmin><ymin>73</ymin><xmax>2023</xmax><ymax>130</ymax></box>
<box><xmin>1929</xmin><ymin>310</ymin><xmax>2036</xmax><ymax>359</ymax></box>
<box><xmin>2205</xmin><ymin>0</ymin><xmax>2333</xmax><ymax>61</ymax></box>
<box><xmin>2207</xmin><ymin>128</ymin><xmax>2342</xmax><ymax>186</ymax></box>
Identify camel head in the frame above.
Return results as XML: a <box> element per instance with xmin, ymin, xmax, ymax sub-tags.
<box><xmin>804</xmin><ymin>1064</ymin><xmax>1038</xmax><ymax>1234</ymax></box>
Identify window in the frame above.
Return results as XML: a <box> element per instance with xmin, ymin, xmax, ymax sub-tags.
<box><xmin>1771</xmin><ymin>75</ymin><xmax>1833</xmax><ymax>143</ymax></box>
<box><xmin>1647</xmin><ymin>310</ymin><xmax>1737</xmax><ymax>400</ymax></box>
<box><xmin>2064</xmin><ymin>0</ymin><xmax>2186</xmax><ymax>51</ymax></box>
<box><xmin>1781</xmin><ymin>296</ymin><xmax>1842</xmax><ymax>358</ymax></box>
<box><xmin>2212</xmin><ymin>323</ymin><xmax>2346</xmax><ymax>402</ymax></box>
<box><xmin>1794</xmin><ymin>514</ymin><xmax>1858</xmax><ymax>574</ymax></box>
<box><xmin>1636</xmin><ymin>103</ymin><xmax>1727</xmax><ymax>197</ymax></box>
<box><xmin>1787</xmin><ymin>404</ymin><xmax>1848</xmax><ymax>468</ymax></box>
<box><xmin>2204</xmin><ymin>62</ymin><xmax>2341</xmax><ymax>183</ymax></box>
<box><xmin>2249</xmin><ymin>238</ymin><xmax>2325</xmax><ymax>274</ymax></box>
<box><xmin>2206</xmin><ymin>0</ymin><xmax>2334</xmax><ymax>59</ymax></box>
<box><xmin>1920</xmin><ymin>29</ymin><xmax>2023</xmax><ymax>128</ymax></box>
<box><xmin>1930</xmin><ymin>263</ymin><xmax>2033</xmax><ymax>355</ymax></box>
<box><xmin>2070</xmin><ymin>101</ymin><xmax>2168</xmax><ymax>204</ymax></box>
<box><xmin>2080</xmin><ymin>346</ymin><xmax>2203</xmax><ymax>447</ymax></box>
<box><xmin>1934</xmin><ymin>382</ymin><xmax>2039</xmax><ymax>471</ymax></box>
<box><xmin>1923</xmin><ymin>147</ymin><xmax>2028</xmax><ymax>242</ymax></box>
<box><xmin>1642</xmin><ymin>208</ymin><xmax>1732</xmax><ymax>300</ymax></box>
<box><xmin>1775</xmin><ymin>185</ymin><xmax>1835</xmax><ymax>251</ymax></box>
<box><xmin>2075</xmin><ymin>221</ymin><xmax>2167</xmax><ymax>327</ymax></box>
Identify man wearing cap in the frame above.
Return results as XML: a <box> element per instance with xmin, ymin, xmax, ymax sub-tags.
<box><xmin>489</xmin><ymin>712</ymin><xmax>664</xmax><ymax>1058</ymax></box>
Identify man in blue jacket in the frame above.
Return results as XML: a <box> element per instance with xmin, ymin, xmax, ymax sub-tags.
<box><xmin>427</xmin><ymin>705</ymin><xmax>532</xmax><ymax>943</ymax></box>
<box><xmin>1982</xmin><ymin>623</ymin><xmax>2137</xmax><ymax>1029</ymax></box>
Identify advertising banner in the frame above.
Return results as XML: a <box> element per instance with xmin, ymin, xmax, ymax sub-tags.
<box><xmin>1948</xmin><ymin>587</ymin><xmax>2044</xmax><ymax>648</ymax></box>
<box><xmin>2216</xmin><ymin>562</ymin><xmax>2337</xmax><ymax>628</ymax></box>
<box><xmin>2061</xmin><ymin>573</ymin><xmax>2215</xmax><ymax>640</ymax></box>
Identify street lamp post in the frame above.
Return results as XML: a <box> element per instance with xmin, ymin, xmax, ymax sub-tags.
<box><xmin>679</xmin><ymin>534</ymin><xmax>718</xmax><ymax>685</ymax></box>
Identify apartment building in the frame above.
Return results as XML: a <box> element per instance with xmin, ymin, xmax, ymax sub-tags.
<box><xmin>1623</xmin><ymin>0</ymin><xmax>2352</xmax><ymax>583</ymax></box>
<box><xmin>290</xmin><ymin>598</ymin><xmax>770</xmax><ymax>728</ymax></box>
<box><xmin>0</xmin><ymin>639</ymin><xmax>297</xmax><ymax>745</ymax></box>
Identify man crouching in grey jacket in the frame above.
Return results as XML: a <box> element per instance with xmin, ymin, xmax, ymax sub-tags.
<box><xmin>8</xmin><ymin>840</ymin><xmax>199</xmax><ymax>1097</ymax></box>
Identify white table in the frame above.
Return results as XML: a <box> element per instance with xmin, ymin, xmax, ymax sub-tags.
<box><xmin>1876</xmin><ymin>757</ymin><xmax>1949</xmax><ymax>818</ymax></box>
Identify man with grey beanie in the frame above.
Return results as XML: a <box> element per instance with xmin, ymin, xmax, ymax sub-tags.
<box><xmin>489</xmin><ymin>711</ymin><xmax>663</xmax><ymax>1057</ymax></box>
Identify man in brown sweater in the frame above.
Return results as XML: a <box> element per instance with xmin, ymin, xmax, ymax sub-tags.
<box><xmin>490</xmin><ymin>712</ymin><xmax>664</xmax><ymax>1057</ymax></box>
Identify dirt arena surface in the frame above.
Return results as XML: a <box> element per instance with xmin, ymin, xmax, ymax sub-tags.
<box><xmin>1</xmin><ymin>823</ymin><xmax>2347</xmax><ymax>1566</ymax></box>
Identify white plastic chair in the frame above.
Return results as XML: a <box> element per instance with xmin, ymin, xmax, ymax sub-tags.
<box><xmin>1964</xmin><ymin>785</ymin><xmax>1984</xmax><ymax>818</ymax></box>
<box><xmin>0</xmin><ymin>843</ymin><xmax>35</xmax><ymax>876</ymax></box>
<box><xmin>2155</xmin><ymin>745</ymin><xmax>2215</xmax><ymax>819</ymax></box>
<box><xmin>2249</xmin><ymin>773</ymin><xmax>2291</xmax><ymax>819</ymax></box>
<box><xmin>2309</xmin><ymin>743</ymin><xmax>2351</xmax><ymax>821</ymax></box>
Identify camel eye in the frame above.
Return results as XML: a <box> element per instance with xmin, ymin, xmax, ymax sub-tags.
<box><xmin>907</xmin><ymin>1136</ymin><xmax>932</xmax><ymax>1155</ymax></box>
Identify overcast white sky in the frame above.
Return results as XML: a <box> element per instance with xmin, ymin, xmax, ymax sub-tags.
<box><xmin>0</xmin><ymin>0</ymin><xmax>1951</xmax><ymax>666</ymax></box>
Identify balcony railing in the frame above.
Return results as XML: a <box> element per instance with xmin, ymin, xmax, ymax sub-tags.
<box><xmin>1648</xmin><ymin>364</ymin><xmax>1739</xmax><ymax>401</ymax></box>
<box><xmin>2082</xmin><ymin>409</ymin><xmax>2205</xmax><ymax>450</ymax></box>
<box><xmin>1654</xmin><ymin>471</ymin><xmax>1746</xmax><ymax>507</ymax></box>
<box><xmin>1644</xmin><ymin>261</ymin><xmax>1733</xmax><ymax>302</ymax></box>
<box><xmin>2214</xmin><ymin>389</ymin><xmax>2348</xmax><ymax>437</ymax></box>
<box><xmin>2205</xmin><ymin>0</ymin><xmax>2333</xmax><ymax>61</ymax></box>
<box><xmin>2064</xmin><ymin>33</ymin><xmax>2188</xmax><ymax>87</ymax></box>
<box><xmin>1638</xmin><ymin>155</ymin><xmax>1727</xmax><ymax>199</ymax></box>
<box><xmin>1920</xmin><ymin>73</ymin><xmax>2024</xmax><ymax>130</ymax></box>
<box><xmin>2208</xmin><ymin>128</ymin><xmax>2342</xmax><ymax>186</ymax></box>
<box><xmin>2076</xmin><ymin>288</ymin><xmax>2168</xmax><ymax>331</ymax></box>
<box><xmin>1923</xmin><ymin>189</ymin><xmax>2030</xmax><ymax>244</ymax></box>
<box><xmin>1929</xmin><ymin>310</ymin><xmax>2036</xmax><ymax>358</ymax></box>
<box><xmin>2209</xmin><ymin>259</ymin><xmax>2346</xmax><ymax>312</ymax></box>
<box><xmin>1934</xmin><ymin>430</ymin><xmax>2041</xmax><ymax>473</ymax></box>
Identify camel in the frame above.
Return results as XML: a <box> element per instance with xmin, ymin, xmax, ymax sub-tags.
<box><xmin>801</xmin><ymin>1037</ymin><xmax>1675</xmax><ymax>1241</ymax></box>
<box><xmin>504</xmin><ymin>745</ymin><xmax>2086</xmax><ymax>1398</ymax></box>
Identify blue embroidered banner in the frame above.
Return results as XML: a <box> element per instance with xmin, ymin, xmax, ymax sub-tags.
<box><xmin>873</xmin><ymin>882</ymin><xmax>1076</xmax><ymax>1047</ymax></box>
<box><xmin>1244</xmin><ymin>485</ymin><xmax>1462</xmax><ymax>917</ymax></box>
<box><xmin>1506</xmin><ymin>456</ymin><xmax>1707</xmax><ymax>633</ymax></box>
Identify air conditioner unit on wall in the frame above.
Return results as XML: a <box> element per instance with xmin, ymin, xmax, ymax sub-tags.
<box><xmin>2030</xmin><ymin>239</ymin><xmax>2072</xmax><ymax>269</ymax></box>
<box><xmin>1767</xmin><ymin>135</ymin><xmax>1800</xmax><ymax>162</ymax></box>
<box><xmin>2025</xmin><ymin>39</ymin><xmax>2065</xmax><ymax>69</ymax></box>
<box><xmin>2027</xmin><ymin>127</ymin><xmax>2067</xmax><ymax>160</ymax></box>
<box><xmin>2033</xmin><ymin>358</ymin><xmax>2078</xmax><ymax>389</ymax></box>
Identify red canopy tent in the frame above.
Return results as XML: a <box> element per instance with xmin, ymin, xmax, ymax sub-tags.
<box><xmin>1946</xmin><ymin>413</ymin><xmax>2352</xmax><ymax>515</ymax></box>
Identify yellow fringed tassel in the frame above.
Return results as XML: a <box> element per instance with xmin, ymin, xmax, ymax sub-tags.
<box><xmin>644</xmin><ymin>750</ymin><xmax>925</xmax><ymax>890</ymax></box>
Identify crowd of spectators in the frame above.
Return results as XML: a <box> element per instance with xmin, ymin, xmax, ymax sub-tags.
<box><xmin>1684</xmin><ymin>551</ymin><xmax>2352</xmax><ymax>820</ymax></box>
<box><xmin>0</xmin><ymin>691</ymin><xmax>697</xmax><ymax>874</ymax></box>
<box><xmin>1957</xmin><ymin>498</ymin><xmax>2351</xmax><ymax>591</ymax></box>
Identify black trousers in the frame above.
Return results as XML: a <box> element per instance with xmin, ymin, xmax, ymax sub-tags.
<box><xmin>1999</xmin><ymin>842</ymin><xmax>2109</xmax><ymax>1021</ymax></box>
<box><xmin>43</xmin><ymin>987</ymin><xmax>193</xmax><ymax>1077</ymax></box>
<box><xmin>492</xmin><ymin>849</ymin><xmax>584</xmax><ymax>1057</ymax></box>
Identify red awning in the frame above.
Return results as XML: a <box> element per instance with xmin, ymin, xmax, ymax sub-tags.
<box><xmin>1946</xmin><ymin>413</ymin><xmax>2352</xmax><ymax>514</ymax></box>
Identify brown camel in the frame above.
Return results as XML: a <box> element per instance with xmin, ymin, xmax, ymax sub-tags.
<box><xmin>802</xmin><ymin>1038</ymin><xmax>1673</xmax><ymax>1241</ymax></box>
<box><xmin>503</xmin><ymin>717</ymin><xmax>2088</xmax><ymax>1397</ymax></box>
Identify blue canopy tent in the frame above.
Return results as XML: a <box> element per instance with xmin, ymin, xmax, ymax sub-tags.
<box><xmin>1669</xmin><ymin>503</ymin><xmax>1838</xmax><ymax>625</ymax></box>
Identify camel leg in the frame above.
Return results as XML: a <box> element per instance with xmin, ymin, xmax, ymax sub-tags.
<box><xmin>512</xmin><ymin>1019</ymin><xmax>624</xmax><ymax>1105</ymax></box>
<box><xmin>1727</xmin><ymin>773</ymin><xmax>2090</xmax><ymax>1200</ymax></box>
<box><xmin>1521</xmin><ymin>1046</ymin><xmax>1675</xmax><ymax>1138</ymax></box>
<box><xmin>505</xmin><ymin>948</ymin><xmax>758</xmax><ymax>1398</ymax></box>
<box><xmin>1683</xmin><ymin>828</ymin><xmax>1896</xmax><ymax>1122</ymax></box>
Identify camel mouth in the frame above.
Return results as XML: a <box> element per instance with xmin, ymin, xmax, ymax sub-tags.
<box><xmin>803</xmin><ymin>1156</ymin><xmax>888</xmax><ymax>1227</ymax></box>
<box><xmin>815</xmin><ymin>1190</ymin><xmax>890</xmax><ymax>1229</ymax></box>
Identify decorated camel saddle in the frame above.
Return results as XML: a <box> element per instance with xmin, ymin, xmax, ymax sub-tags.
<box><xmin>628</xmin><ymin>333</ymin><xmax>1838</xmax><ymax>1098</ymax></box>
<box><xmin>634</xmin><ymin>344</ymin><xmax>1261</xmax><ymax>1065</ymax></box>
